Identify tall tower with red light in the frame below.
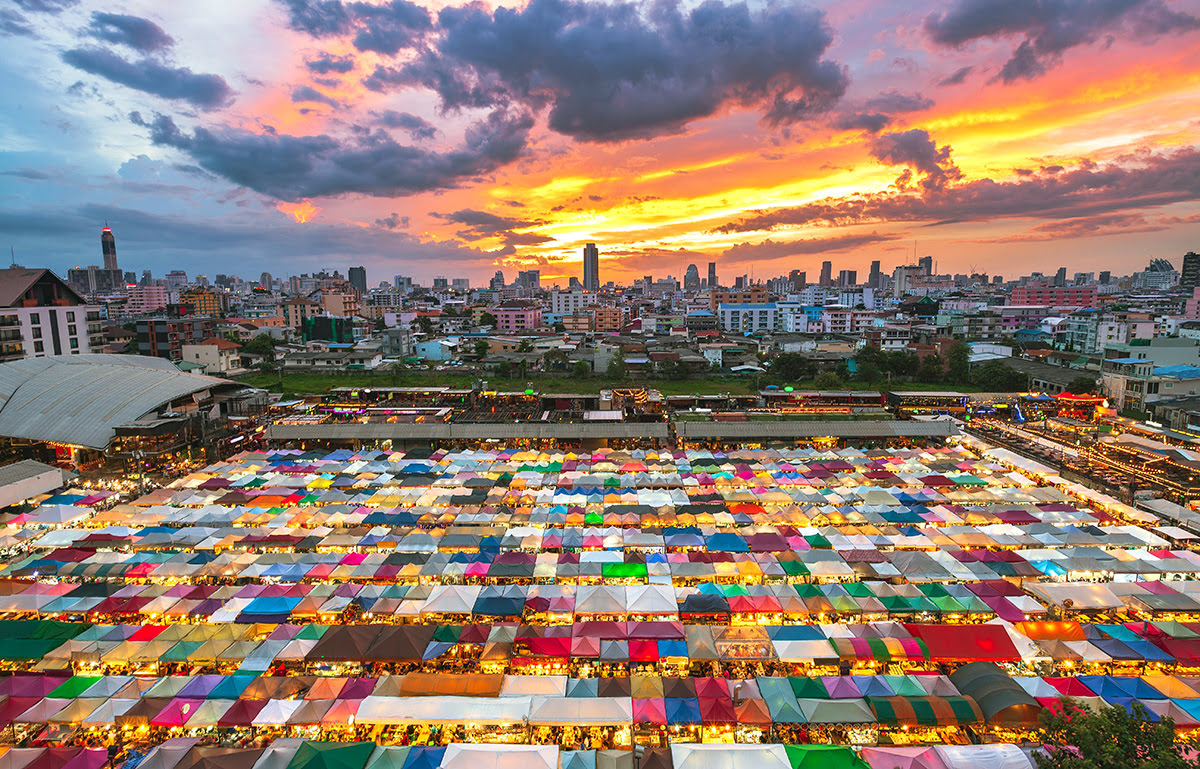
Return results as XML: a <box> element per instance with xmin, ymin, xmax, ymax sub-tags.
<box><xmin>101</xmin><ymin>226</ymin><xmax>118</xmax><ymax>272</ymax></box>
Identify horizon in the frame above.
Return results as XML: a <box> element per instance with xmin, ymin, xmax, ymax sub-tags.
<box><xmin>1</xmin><ymin>0</ymin><xmax>1198</xmax><ymax>284</ymax></box>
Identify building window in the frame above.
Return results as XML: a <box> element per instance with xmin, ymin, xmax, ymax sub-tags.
<box><xmin>33</xmin><ymin>341</ymin><xmax>43</xmax><ymax>353</ymax></box>
<box><xmin>30</xmin><ymin>313</ymin><xmax>39</xmax><ymax>325</ymax></box>
<box><xmin>32</xmin><ymin>328</ymin><xmax>41</xmax><ymax>339</ymax></box>
<box><xmin>68</xmin><ymin>325</ymin><xmax>77</xmax><ymax>336</ymax></box>
<box><xmin>67</xmin><ymin>312</ymin><xmax>75</xmax><ymax>322</ymax></box>
<box><xmin>70</xmin><ymin>338</ymin><xmax>79</xmax><ymax>350</ymax></box>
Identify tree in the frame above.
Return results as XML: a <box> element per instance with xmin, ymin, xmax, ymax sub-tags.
<box><xmin>1066</xmin><ymin>375</ymin><xmax>1098</xmax><ymax>394</ymax></box>
<box><xmin>664</xmin><ymin>359</ymin><xmax>690</xmax><ymax>381</ymax></box>
<box><xmin>856</xmin><ymin>361</ymin><xmax>882</xmax><ymax>384</ymax></box>
<box><xmin>969</xmin><ymin>360</ymin><xmax>1029</xmax><ymax>391</ymax></box>
<box><xmin>607</xmin><ymin>350</ymin><xmax>626</xmax><ymax>380</ymax></box>
<box><xmin>917</xmin><ymin>354</ymin><xmax>942</xmax><ymax>383</ymax></box>
<box><xmin>473</xmin><ymin>340</ymin><xmax>490</xmax><ymax>358</ymax></box>
<box><xmin>416</xmin><ymin>316</ymin><xmax>434</xmax><ymax>335</ymax></box>
<box><xmin>543</xmin><ymin>348</ymin><xmax>569</xmax><ymax>371</ymax></box>
<box><xmin>773</xmin><ymin>353</ymin><xmax>812</xmax><ymax>382</ymax></box>
<box><xmin>517</xmin><ymin>340</ymin><xmax>534</xmax><ymax>353</ymax></box>
<box><xmin>813</xmin><ymin>371</ymin><xmax>842</xmax><ymax>389</ymax></box>
<box><xmin>572</xmin><ymin>360</ymin><xmax>592</xmax><ymax>378</ymax></box>
<box><xmin>553</xmin><ymin>322</ymin><xmax>566</xmax><ymax>333</ymax></box>
<box><xmin>479</xmin><ymin>312</ymin><xmax>497</xmax><ymax>327</ymax></box>
<box><xmin>947</xmin><ymin>340</ymin><xmax>971</xmax><ymax>384</ymax></box>
<box><xmin>243</xmin><ymin>334</ymin><xmax>276</xmax><ymax>362</ymax></box>
<box><xmin>1037</xmin><ymin>700</ymin><xmax>1197</xmax><ymax>769</ymax></box>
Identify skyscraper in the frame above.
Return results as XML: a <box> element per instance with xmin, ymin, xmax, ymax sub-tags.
<box><xmin>260</xmin><ymin>272</ymin><xmax>272</xmax><ymax>289</ymax></box>
<box><xmin>684</xmin><ymin>264</ymin><xmax>700</xmax><ymax>291</ymax></box>
<box><xmin>868</xmin><ymin>260</ymin><xmax>881</xmax><ymax>288</ymax></box>
<box><xmin>838</xmin><ymin>269</ymin><xmax>857</xmax><ymax>287</ymax></box>
<box><xmin>819</xmin><ymin>260</ymin><xmax>833</xmax><ymax>287</ymax></box>
<box><xmin>918</xmin><ymin>255</ymin><xmax>932</xmax><ymax>275</ymax></box>
<box><xmin>707</xmin><ymin>262</ymin><xmax>718</xmax><ymax>289</ymax></box>
<box><xmin>1181</xmin><ymin>252</ymin><xmax>1200</xmax><ymax>291</ymax></box>
<box><xmin>348</xmin><ymin>266</ymin><xmax>367</xmax><ymax>295</ymax></box>
<box><xmin>583</xmin><ymin>243</ymin><xmax>600</xmax><ymax>291</ymax></box>
<box><xmin>101</xmin><ymin>227</ymin><xmax>117</xmax><ymax>271</ymax></box>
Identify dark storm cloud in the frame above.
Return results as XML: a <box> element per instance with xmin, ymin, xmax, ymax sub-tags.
<box><xmin>834</xmin><ymin>112</ymin><xmax>892</xmax><ymax>133</ymax></box>
<box><xmin>869</xmin><ymin>129</ymin><xmax>962</xmax><ymax>190</ymax></box>
<box><xmin>350</xmin><ymin>0</ymin><xmax>432</xmax><ymax>54</ymax></box>
<box><xmin>306</xmin><ymin>55</ymin><xmax>354</xmax><ymax>74</ymax></box>
<box><xmin>862</xmin><ymin>90</ymin><xmax>933</xmax><ymax>113</ymax></box>
<box><xmin>721</xmin><ymin>232</ymin><xmax>900</xmax><ymax>262</ymax></box>
<box><xmin>276</xmin><ymin>0</ymin><xmax>431</xmax><ymax>53</ymax></box>
<box><xmin>13</xmin><ymin>0</ymin><xmax>76</xmax><ymax>12</ymax></box>
<box><xmin>276</xmin><ymin>0</ymin><xmax>353</xmax><ymax>35</ymax></box>
<box><xmin>834</xmin><ymin>90</ymin><xmax>932</xmax><ymax>134</ymax></box>
<box><xmin>375</xmin><ymin>110</ymin><xmax>438</xmax><ymax>140</ymax></box>
<box><xmin>86</xmin><ymin>12</ymin><xmax>174</xmax><ymax>53</ymax></box>
<box><xmin>291</xmin><ymin>85</ymin><xmax>340</xmax><ymax>108</ymax></box>
<box><xmin>714</xmin><ymin>146</ymin><xmax>1200</xmax><ymax>234</ymax></box>
<box><xmin>375</xmin><ymin>212</ymin><xmax>410</xmax><ymax>229</ymax></box>
<box><xmin>62</xmin><ymin>48</ymin><xmax>234</xmax><ymax>110</ymax></box>
<box><xmin>133</xmin><ymin>107</ymin><xmax>534</xmax><ymax>200</ymax></box>
<box><xmin>924</xmin><ymin>0</ymin><xmax>1200</xmax><ymax>83</ymax></box>
<box><xmin>375</xmin><ymin>0</ymin><xmax>848</xmax><ymax>142</ymax></box>
<box><xmin>937</xmin><ymin>66</ymin><xmax>974</xmax><ymax>86</ymax></box>
<box><xmin>0</xmin><ymin>203</ymin><xmax>497</xmax><ymax>271</ymax></box>
<box><xmin>0</xmin><ymin>10</ymin><xmax>33</xmax><ymax>35</ymax></box>
<box><xmin>430</xmin><ymin>208</ymin><xmax>554</xmax><ymax>246</ymax></box>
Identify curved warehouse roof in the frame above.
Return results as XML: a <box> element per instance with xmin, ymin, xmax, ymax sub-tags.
<box><xmin>0</xmin><ymin>354</ymin><xmax>237</xmax><ymax>449</ymax></box>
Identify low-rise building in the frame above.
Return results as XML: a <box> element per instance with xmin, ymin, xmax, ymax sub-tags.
<box><xmin>180</xmin><ymin>337</ymin><xmax>243</xmax><ymax>374</ymax></box>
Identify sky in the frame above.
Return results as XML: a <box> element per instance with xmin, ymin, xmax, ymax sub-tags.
<box><xmin>1</xmin><ymin>0</ymin><xmax>1199</xmax><ymax>288</ymax></box>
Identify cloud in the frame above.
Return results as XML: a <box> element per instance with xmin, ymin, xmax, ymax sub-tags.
<box><xmin>0</xmin><ymin>10</ymin><xmax>33</xmax><ymax>36</ymax></box>
<box><xmin>61</xmin><ymin>48</ymin><xmax>234</xmax><ymax>110</ymax></box>
<box><xmin>376</xmin><ymin>110</ymin><xmax>438</xmax><ymax>140</ymax></box>
<box><xmin>869</xmin><ymin>128</ymin><xmax>962</xmax><ymax>190</ymax></box>
<box><xmin>133</xmin><ymin>107</ymin><xmax>534</xmax><ymax>200</ymax></box>
<box><xmin>984</xmin><ymin>212</ymin><xmax>1167</xmax><ymax>242</ymax></box>
<box><xmin>291</xmin><ymin>85</ymin><xmax>340</xmax><ymax>108</ymax></box>
<box><xmin>714</xmin><ymin>146</ymin><xmax>1200</xmax><ymax>234</ymax></box>
<box><xmin>13</xmin><ymin>0</ymin><xmax>76</xmax><ymax>12</ymax></box>
<box><xmin>862</xmin><ymin>89</ymin><xmax>933</xmax><ymax>114</ymax></box>
<box><xmin>834</xmin><ymin>90</ymin><xmax>932</xmax><ymax>134</ymax></box>
<box><xmin>375</xmin><ymin>212</ymin><xmax>410</xmax><ymax>229</ymax></box>
<box><xmin>276</xmin><ymin>0</ymin><xmax>431</xmax><ymax>54</ymax></box>
<box><xmin>0</xmin><ymin>202</ymin><xmax>500</xmax><ymax>277</ymax></box>
<box><xmin>924</xmin><ymin>0</ymin><xmax>1200</xmax><ymax>83</ymax></box>
<box><xmin>1</xmin><ymin>168</ymin><xmax>51</xmax><ymax>180</ymax></box>
<box><xmin>306</xmin><ymin>55</ymin><xmax>354</xmax><ymax>74</ymax></box>
<box><xmin>86</xmin><ymin>12</ymin><xmax>174</xmax><ymax>53</ymax></box>
<box><xmin>720</xmin><ymin>232</ymin><xmax>900</xmax><ymax>262</ymax></box>
<box><xmin>431</xmin><ymin>208</ymin><xmax>554</xmax><ymax>247</ymax></box>
<box><xmin>937</xmin><ymin>66</ymin><xmax>973</xmax><ymax>86</ymax></box>
<box><xmin>374</xmin><ymin>0</ymin><xmax>848</xmax><ymax>142</ymax></box>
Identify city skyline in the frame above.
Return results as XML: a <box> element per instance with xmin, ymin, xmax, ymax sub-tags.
<box><xmin>2</xmin><ymin>0</ymin><xmax>1199</xmax><ymax>284</ymax></box>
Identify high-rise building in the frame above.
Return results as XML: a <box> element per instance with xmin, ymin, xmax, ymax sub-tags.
<box><xmin>1098</xmin><ymin>271</ymin><xmax>1111</xmax><ymax>285</ymax></box>
<box><xmin>838</xmin><ymin>269</ymin><xmax>857</xmax><ymax>287</ymax></box>
<box><xmin>918</xmin><ymin>255</ymin><xmax>933</xmax><ymax>275</ymax></box>
<box><xmin>684</xmin><ymin>264</ymin><xmax>700</xmax><ymax>291</ymax></box>
<box><xmin>582</xmin><ymin>243</ymin><xmax>600</xmax><ymax>292</ymax></box>
<box><xmin>868</xmin><ymin>260</ymin><xmax>881</xmax><ymax>288</ymax></box>
<box><xmin>1053</xmin><ymin>266</ymin><xmax>1068</xmax><ymax>287</ymax></box>
<box><xmin>1181</xmin><ymin>252</ymin><xmax>1200</xmax><ymax>291</ymax></box>
<box><xmin>432</xmin><ymin>277</ymin><xmax>449</xmax><ymax>290</ymax></box>
<box><xmin>260</xmin><ymin>272</ymin><xmax>272</xmax><ymax>289</ymax></box>
<box><xmin>489</xmin><ymin>271</ymin><xmax>505</xmax><ymax>290</ymax></box>
<box><xmin>707</xmin><ymin>262</ymin><xmax>718</xmax><ymax>290</ymax></box>
<box><xmin>819</xmin><ymin>261</ymin><xmax>833</xmax><ymax>287</ymax></box>
<box><xmin>101</xmin><ymin>227</ymin><xmax>118</xmax><ymax>272</ymax></box>
<box><xmin>348</xmin><ymin>266</ymin><xmax>367</xmax><ymax>295</ymax></box>
<box><xmin>789</xmin><ymin>270</ymin><xmax>806</xmax><ymax>291</ymax></box>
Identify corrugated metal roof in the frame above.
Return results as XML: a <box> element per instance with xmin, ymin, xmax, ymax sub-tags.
<box><xmin>268</xmin><ymin>422</ymin><xmax>671</xmax><ymax>441</ymax></box>
<box><xmin>674</xmin><ymin>421</ymin><xmax>958</xmax><ymax>439</ymax></box>
<box><xmin>0</xmin><ymin>355</ymin><xmax>236</xmax><ymax>449</ymax></box>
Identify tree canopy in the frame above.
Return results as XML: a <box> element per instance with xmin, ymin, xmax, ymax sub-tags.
<box><xmin>1037</xmin><ymin>700</ymin><xmax>1198</xmax><ymax>769</ymax></box>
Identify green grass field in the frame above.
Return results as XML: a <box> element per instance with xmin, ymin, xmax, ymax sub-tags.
<box><xmin>240</xmin><ymin>369</ymin><xmax>988</xmax><ymax>397</ymax></box>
